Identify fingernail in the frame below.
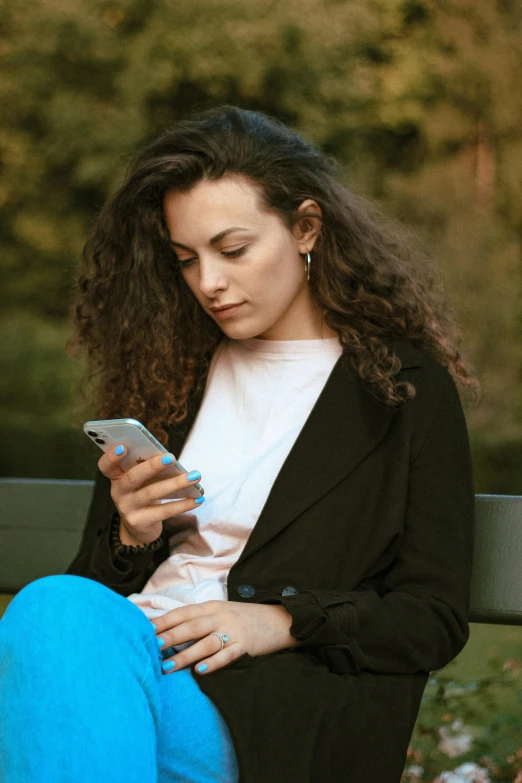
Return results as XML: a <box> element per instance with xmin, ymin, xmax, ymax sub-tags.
<box><xmin>197</xmin><ymin>663</ymin><xmax>208</xmax><ymax>673</ymax></box>
<box><xmin>187</xmin><ymin>471</ymin><xmax>201</xmax><ymax>481</ymax></box>
<box><xmin>161</xmin><ymin>454</ymin><xmax>174</xmax><ymax>465</ymax></box>
<box><xmin>162</xmin><ymin>661</ymin><xmax>176</xmax><ymax>672</ymax></box>
<box><xmin>157</xmin><ymin>637</ymin><xmax>165</xmax><ymax>648</ymax></box>
<box><xmin>194</xmin><ymin>497</ymin><xmax>206</xmax><ymax>505</ymax></box>
<box><xmin>115</xmin><ymin>445</ymin><xmax>125</xmax><ymax>456</ymax></box>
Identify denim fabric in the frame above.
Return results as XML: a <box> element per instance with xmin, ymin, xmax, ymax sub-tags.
<box><xmin>0</xmin><ymin>575</ymin><xmax>239</xmax><ymax>783</ymax></box>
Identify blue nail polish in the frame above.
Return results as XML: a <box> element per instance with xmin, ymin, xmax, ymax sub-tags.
<box><xmin>195</xmin><ymin>497</ymin><xmax>205</xmax><ymax>505</ymax></box>
<box><xmin>162</xmin><ymin>661</ymin><xmax>176</xmax><ymax>672</ymax></box>
<box><xmin>115</xmin><ymin>445</ymin><xmax>125</xmax><ymax>456</ymax></box>
<box><xmin>161</xmin><ymin>454</ymin><xmax>174</xmax><ymax>465</ymax></box>
<box><xmin>197</xmin><ymin>663</ymin><xmax>208</xmax><ymax>673</ymax></box>
<box><xmin>187</xmin><ymin>470</ymin><xmax>201</xmax><ymax>481</ymax></box>
<box><xmin>157</xmin><ymin>637</ymin><xmax>165</xmax><ymax>647</ymax></box>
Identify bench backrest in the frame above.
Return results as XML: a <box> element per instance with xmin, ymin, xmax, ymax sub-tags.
<box><xmin>1</xmin><ymin>479</ymin><xmax>521</xmax><ymax>625</ymax></box>
<box><xmin>0</xmin><ymin>478</ymin><xmax>94</xmax><ymax>590</ymax></box>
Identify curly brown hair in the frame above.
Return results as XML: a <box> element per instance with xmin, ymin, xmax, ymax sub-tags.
<box><xmin>67</xmin><ymin>105</ymin><xmax>480</xmax><ymax>446</ymax></box>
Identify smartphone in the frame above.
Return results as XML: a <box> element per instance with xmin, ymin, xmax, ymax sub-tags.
<box><xmin>83</xmin><ymin>418</ymin><xmax>204</xmax><ymax>502</ymax></box>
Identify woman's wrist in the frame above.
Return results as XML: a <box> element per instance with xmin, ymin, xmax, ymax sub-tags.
<box><xmin>118</xmin><ymin>520</ymin><xmax>146</xmax><ymax>548</ymax></box>
<box><xmin>271</xmin><ymin>604</ymin><xmax>302</xmax><ymax>649</ymax></box>
<box><xmin>109</xmin><ymin>510</ymin><xmax>164</xmax><ymax>556</ymax></box>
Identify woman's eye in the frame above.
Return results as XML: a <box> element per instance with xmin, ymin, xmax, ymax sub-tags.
<box><xmin>222</xmin><ymin>246</ymin><xmax>248</xmax><ymax>258</ymax></box>
<box><xmin>176</xmin><ymin>257</ymin><xmax>196</xmax><ymax>268</ymax></box>
<box><xmin>175</xmin><ymin>245</ymin><xmax>248</xmax><ymax>268</ymax></box>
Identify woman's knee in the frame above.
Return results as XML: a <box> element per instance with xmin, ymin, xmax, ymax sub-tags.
<box><xmin>1</xmin><ymin>575</ymin><xmax>156</xmax><ymax>664</ymax></box>
<box><xmin>10</xmin><ymin>573</ymin><xmax>108</xmax><ymax>604</ymax></box>
<box><xmin>1</xmin><ymin>574</ymin><xmax>116</xmax><ymax>629</ymax></box>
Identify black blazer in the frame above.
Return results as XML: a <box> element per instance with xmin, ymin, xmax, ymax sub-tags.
<box><xmin>66</xmin><ymin>338</ymin><xmax>476</xmax><ymax>783</ymax></box>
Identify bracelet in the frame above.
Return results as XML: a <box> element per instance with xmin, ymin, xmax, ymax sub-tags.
<box><xmin>110</xmin><ymin>510</ymin><xmax>164</xmax><ymax>556</ymax></box>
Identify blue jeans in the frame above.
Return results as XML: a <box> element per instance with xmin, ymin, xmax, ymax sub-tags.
<box><xmin>0</xmin><ymin>575</ymin><xmax>239</xmax><ymax>783</ymax></box>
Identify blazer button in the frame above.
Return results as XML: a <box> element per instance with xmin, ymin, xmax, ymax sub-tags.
<box><xmin>237</xmin><ymin>584</ymin><xmax>256</xmax><ymax>598</ymax></box>
<box><xmin>281</xmin><ymin>586</ymin><xmax>298</xmax><ymax>596</ymax></box>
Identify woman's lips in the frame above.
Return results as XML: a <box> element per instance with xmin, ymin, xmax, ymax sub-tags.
<box><xmin>212</xmin><ymin>303</ymin><xmax>244</xmax><ymax>319</ymax></box>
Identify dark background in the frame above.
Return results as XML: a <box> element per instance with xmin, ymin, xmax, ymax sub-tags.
<box><xmin>1</xmin><ymin>0</ymin><xmax>521</xmax><ymax>492</ymax></box>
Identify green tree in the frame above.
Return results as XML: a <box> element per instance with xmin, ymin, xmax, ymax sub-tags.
<box><xmin>1</xmin><ymin>0</ymin><xmax>521</xmax><ymax>479</ymax></box>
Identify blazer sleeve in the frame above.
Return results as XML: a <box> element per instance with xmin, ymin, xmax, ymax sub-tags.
<box><xmin>64</xmin><ymin>468</ymin><xmax>171</xmax><ymax>597</ymax></box>
<box><xmin>261</xmin><ymin>364</ymin><xmax>476</xmax><ymax>676</ymax></box>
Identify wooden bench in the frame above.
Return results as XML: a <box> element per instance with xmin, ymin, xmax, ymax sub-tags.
<box><xmin>1</xmin><ymin>478</ymin><xmax>522</xmax><ymax>625</ymax></box>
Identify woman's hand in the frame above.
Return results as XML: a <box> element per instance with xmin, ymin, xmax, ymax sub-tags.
<box><xmin>98</xmin><ymin>445</ymin><xmax>204</xmax><ymax>546</ymax></box>
<box><xmin>151</xmin><ymin>600</ymin><xmax>301</xmax><ymax>675</ymax></box>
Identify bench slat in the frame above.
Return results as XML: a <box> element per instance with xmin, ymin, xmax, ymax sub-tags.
<box><xmin>0</xmin><ymin>479</ymin><xmax>93</xmax><ymax>591</ymax></box>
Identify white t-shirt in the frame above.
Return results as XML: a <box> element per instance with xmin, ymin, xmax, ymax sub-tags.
<box><xmin>126</xmin><ymin>334</ymin><xmax>343</xmax><ymax>646</ymax></box>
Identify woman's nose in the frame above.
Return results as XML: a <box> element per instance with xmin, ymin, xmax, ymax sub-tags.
<box><xmin>197</xmin><ymin>260</ymin><xmax>229</xmax><ymax>297</ymax></box>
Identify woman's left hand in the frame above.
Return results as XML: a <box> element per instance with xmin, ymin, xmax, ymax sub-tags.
<box><xmin>151</xmin><ymin>600</ymin><xmax>301</xmax><ymax>675</ymax></box>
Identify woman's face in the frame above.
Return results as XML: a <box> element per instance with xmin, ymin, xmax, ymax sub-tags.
<box><xmin>163</xmin><ymin>174</ymin><xmax>331</xmax><ymax>341</ymax></box>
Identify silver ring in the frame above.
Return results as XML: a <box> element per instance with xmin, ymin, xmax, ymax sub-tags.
<box><xmin>210</xmin><ymin>631</ymin><xmax>229</xmax><ymax>650</ymax></box>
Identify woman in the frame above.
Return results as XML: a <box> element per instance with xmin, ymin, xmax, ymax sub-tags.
<box><xmin>0</xmin><ymin>105</ymin><xmax>479</xmax><ymax>783</ymax></box>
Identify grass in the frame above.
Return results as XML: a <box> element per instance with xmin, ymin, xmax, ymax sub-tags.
<box><xmin>451</xmin><ymin>623</ymin><xmax>522</xmax><ymax>679</ymax></box>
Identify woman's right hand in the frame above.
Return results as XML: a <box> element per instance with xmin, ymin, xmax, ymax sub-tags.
<box><xmin>98</xmin><ymin>445</ymin><xmax>204</xmax><ymax>546</ymax></box>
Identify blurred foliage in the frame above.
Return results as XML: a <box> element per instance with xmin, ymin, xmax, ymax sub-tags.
<box><xmin>402</xmin><ymin>656</ymin><xmax>522</xmax><ymax>781</ymax></box>
<box><xmin>1</xmin><ymin>0</ymin><xmax>522</xmax><ymax>483</ymax></box>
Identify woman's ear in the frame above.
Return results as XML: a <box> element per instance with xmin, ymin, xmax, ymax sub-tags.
<box><xmin>292</xmin><ymin>199</ymin><xmax>322</xmax><ymax>253</ymax></box>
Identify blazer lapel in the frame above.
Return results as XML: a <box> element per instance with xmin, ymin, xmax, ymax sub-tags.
<box><xmin>167</xmin><ymin>339</ymin><xmax>422</xmax><ymax>566</ymax></box>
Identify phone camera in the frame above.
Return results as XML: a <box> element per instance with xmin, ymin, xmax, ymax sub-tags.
<box><xmin>95</xmin><ymin>438</ymin><xmax>106</xmax><ymax>445</ymax></box>
<box><xmin>87</xmin><ymin>431</ymin><xmax>98</xmax><ymax>437</ymax></box>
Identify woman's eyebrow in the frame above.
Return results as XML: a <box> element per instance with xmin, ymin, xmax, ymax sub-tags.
<box><xmin>170</xmin><ymin>227</ymin><xmax>249</xmax><ymax>251</ymax></box>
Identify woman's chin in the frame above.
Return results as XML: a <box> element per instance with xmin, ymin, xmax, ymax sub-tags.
<box><xmin>217</xmin><ymin>317</ymin><xmax>269</xmax><ymax>340</ymax></box>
